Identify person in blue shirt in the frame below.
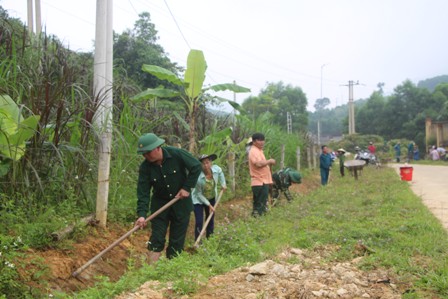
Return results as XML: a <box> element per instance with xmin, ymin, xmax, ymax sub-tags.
<box><xmin>394</xmin><ymin>142</ymin><xmax>401</xmax><ymax>162</ymax></box>
<box><xmin>407</xmin><ymin>141</ymin><xmax>414</xmax><ymax>162</ymax></box>
<box><xmin>413</xmin><ymin>145</ymin><xmax>420</xmax><ymax>161</ymax></box>
<box><xmin>319</xmin><ymin>145</ymin><xmax>332</xmax><ymax>185</ymax></box>
<box><xmin>191</xmin><ymin>154</ymin><xmax>227</xmax><ymax>241</ymax></box>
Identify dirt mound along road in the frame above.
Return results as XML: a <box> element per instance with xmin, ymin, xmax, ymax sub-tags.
<box><xmin>115</xmin><ymin>247</ymin><xmax>402</xmax><ymax>299</ymax></box>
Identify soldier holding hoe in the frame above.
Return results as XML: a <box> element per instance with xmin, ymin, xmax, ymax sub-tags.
<box><xmin>134</xmin><ymin>133</ymin><xmax>202</xmax><ymax>263</ymax></box>
<box><xmin>271</xmin><ymin>168</ymin><xmax>302</xmax><ymax>205</ymax></box>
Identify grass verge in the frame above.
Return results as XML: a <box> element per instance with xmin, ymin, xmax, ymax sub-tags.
<box><xmin>59</xmin><ymin>167</ymin><xmax>448</xmax><ymax>298</ymax></box>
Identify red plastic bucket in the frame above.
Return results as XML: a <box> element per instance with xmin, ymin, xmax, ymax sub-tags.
<box><xmin>400</xmin><ymin>166</ymin><xmax>413</xmax><ymax>181</ymax></box>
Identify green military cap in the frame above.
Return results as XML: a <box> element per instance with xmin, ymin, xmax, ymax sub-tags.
<box><xmin>137</xmin><ymin>133</ymin><xmax>165</xmax><ymax>154</ymax></box>
<box><xmin>289</xmin><ymin>170</ymin><xmax>301</xmax><ymax>183</ymax></box>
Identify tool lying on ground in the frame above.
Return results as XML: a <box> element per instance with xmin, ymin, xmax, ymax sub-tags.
<box><xmin>72</xmin><ymin>196</ymin><xmax>181</xmax><ymax>277</ymax></box>
<box><xmin>193</xmin><ymin>189</ymin><xmax>224</xmax><ymax>248</ymax></box>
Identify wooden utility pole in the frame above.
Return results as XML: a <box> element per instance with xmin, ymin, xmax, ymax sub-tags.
<box><xmin>306</xmin><ymin>147</ymin><xmax>311</xmax><ymax>169</ymax></box>
<box><xmin>227</xmin><ymin>152</ymin><xmax>236</xmax><ymax>194</ymax></box>
<box><xmin>94</xmin><ymin>0</ymin><xmax>114</xmax><ymax>227</ymax></box>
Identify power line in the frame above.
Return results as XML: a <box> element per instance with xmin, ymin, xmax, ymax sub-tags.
<box><xmin>162</xmin><ymin>0</ymin><xmax>191</xmax><ymax>50</ymax></box>
<box><xmin>127</xmin><ymin>1</ymin><xmax>345</xmax><ymax>90</ymax></box>
<box><xmin>127</xmin><ymin>0</ymin><xmax>140</xmax><ymax>15</ymax></box>
<box><xmin>42</xmin><ymin>1</ymin><xmax>94</xmax><ymax>27</ymax></box>
<box><xmin>28</xmin><ymin>1</ymin><xmax>348</xmax><ymax>101</ymax></box>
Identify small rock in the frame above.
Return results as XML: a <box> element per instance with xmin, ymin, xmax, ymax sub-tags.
<box><xmin>311</xmin><ymin>290</ymin><xmax>325</xmax><ymax>297</ymax></box>
<box><xmin>336</xmin><ymin>288</ymin><xmax>348</xmax><ymax>296</ymax></box>
<box><xmin>249</xmin><ymin>260</ymin><xmax>273</xmax><ymax>275</ymax></box>
<box><xmin>290</xmin><ymin>248</ymin><xmax>304</xmax><ymax>255</ymax></box>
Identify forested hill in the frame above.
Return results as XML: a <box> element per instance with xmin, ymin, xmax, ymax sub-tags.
<box><xmin>308</xmin><ymin>76</ymin><xmax>448</xmax><ymax>149</ymax></box>
<box><xmin>417</xmin><ymin>75</ymin><xmax>448</xmax><ymax>92</ymax></box>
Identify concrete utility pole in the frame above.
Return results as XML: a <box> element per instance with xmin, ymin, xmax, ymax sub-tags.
<box><xmin>26</xmin><ymin>0</ymin><xmax>41</xmax><ymax>35</ymax></box>
<box><xmin>35</xmin><ymin>0</ymin><xmax>41</xmax><ymax>35</ymax></box>
<box><xmin>317</xmin><ymin>63</ymin><xmax>328</xmax><ymax>146</ymax></box>
<box><xmin>26</xmin><ymin>0</ymin><xmax>33</xmax><ymax>34</ymax></box>
<box><xmin>344</xmin><ymin>80</ymin><xmax>359</xmax><ymax>135</ymax></box>
<box><xmin>94</xmin><ymin>0</ymin><xmax>114</xmax><ymax>227</ymax></box>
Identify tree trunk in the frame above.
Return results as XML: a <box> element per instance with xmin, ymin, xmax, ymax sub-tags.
<box><xmin>188</xmin><ymin>102</ymin><xmax>198</xmax><ymax>153</ymax></box>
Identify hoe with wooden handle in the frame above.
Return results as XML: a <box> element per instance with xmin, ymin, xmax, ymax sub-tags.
<box><xmin>193</xmin><ymin>189</ymin><xmax>224</xmax><ymax>248</ymax></box>
<box><xmin>72</xmin><ymin>196</ymin><xmax>181</xmax><ymax>277</ymax></box>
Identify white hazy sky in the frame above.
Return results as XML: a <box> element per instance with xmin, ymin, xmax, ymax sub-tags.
<box><xmin>2</xmin><ymin>0</ymin><xmax>448</xmax><ymax>111</ymax></box>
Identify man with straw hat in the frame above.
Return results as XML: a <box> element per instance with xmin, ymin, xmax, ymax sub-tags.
<box><xmin>337</xmin><ymin>148</ymin><xmax>347</xmax><ymax>177</ymax></box>
<box><xmin>134</xmin><ymin>133</ymin><xmax>202</xmax><ymax>262</ymax></box>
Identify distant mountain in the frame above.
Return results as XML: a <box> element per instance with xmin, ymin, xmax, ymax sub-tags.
<box><xmin>207</xmin><ymin>107</ymin><xmax>232</xmax><ymax>117</ymax></box>
<box><xmin>417</xmin><ymin>75</ymin><xmax>448</xmax><ymax>92</ymax></box>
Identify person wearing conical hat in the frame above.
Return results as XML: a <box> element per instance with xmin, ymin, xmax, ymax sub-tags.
<box><xmin>192</xmin><ymin>153</ymin><xmax>227</xmax><ymax>241</ymax></box>
<box><xmin>134</xmin><ymin>133</ymin><xmax>202</xmax><ymax>263</ymax></box>
<box><xmin>337</xmin><ymin>148</ymin><xmax>346</xmax><ymax>177</ymax></box>
<box><xmin>271</xmin><ymin>168</ymin><xmax>302</xmax><ymax>205</ymax></box>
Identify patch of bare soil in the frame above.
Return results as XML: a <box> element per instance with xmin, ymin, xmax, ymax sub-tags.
<box><xmin>20</xmin><ymin>224</ymin><xmax>151</xmax><ymax>294</ymax></box>
<box><xmin>116</xmin><ymin>246</ymin><xmax>404</xmax><ymax>299</ymax></box>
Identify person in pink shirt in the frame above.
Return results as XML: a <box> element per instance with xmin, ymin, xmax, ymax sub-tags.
<box><xmin>248</xmin><ymin>133</ymin><xmax>276</xmax><ymax>216</ymax></box>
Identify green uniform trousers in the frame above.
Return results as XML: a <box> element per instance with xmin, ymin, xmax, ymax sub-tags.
<box><xmin>148</xmin><ymin>206</ymin><xmax>191</xmax><ymax>259</ymax></box>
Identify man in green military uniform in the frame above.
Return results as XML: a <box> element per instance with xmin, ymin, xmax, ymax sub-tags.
<box><xmin>271</xmin><ymin>168</ymin><xmax>301</xmax><ymax>205</ymax></box>
<box><xmin>134</xmin><ymin>133</ymin><xmax>202</xmax><ymax>262</ymax></box>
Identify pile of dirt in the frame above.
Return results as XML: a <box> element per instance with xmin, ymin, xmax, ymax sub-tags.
<box><xmin>20</xmin><ymin>224</ymin><xmax>151</xmax><ymax>294</ymax></box>
<box><xmin>116</xmin><ymin>246</ymin><xmax>404</xmax><ymax>299</ymax></box>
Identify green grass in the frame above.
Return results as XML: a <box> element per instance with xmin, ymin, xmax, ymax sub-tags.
<box><xmin>62</xmin><ymin>167</ymin><xmax>448</xmax><ymax>299</ymax></box>
<box><xmin>408</xmin><ymin>159</ymin><xmax>448</xmax><ymax>166</ymax></box>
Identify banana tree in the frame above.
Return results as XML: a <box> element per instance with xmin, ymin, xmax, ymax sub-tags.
<box><xmin>0</xmin><ymin>95</ymin><xmax>40</xmax><ymax>176</ymax></box>
<box><xmin>132</xmin><ymin>49</ymin><xmax>250</xmax><ymax>153</ymax></box>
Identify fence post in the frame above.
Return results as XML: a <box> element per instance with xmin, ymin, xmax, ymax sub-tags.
<box><xmin>280</xmin><ymin>144</ymin><xmax>285</xmax><ymax>169</ymax></box>
<box><xmin>312</xmin><ymin>144</ymin><xmax>317</xmax><ymax>169</ymax></box>
<box><xmin>307</xmin><ymin>147</ymin><xmax>311</xmax><ymax>169</ymax></box>
<box><xmin>227</xmin><ymin>152</ymin><xmax>236</xmax><ymax>193</ymax></box>
<box><xmin>296</xmin><ymin>146</ymin><xmax>301</xmax><ymax>171</ymax></box>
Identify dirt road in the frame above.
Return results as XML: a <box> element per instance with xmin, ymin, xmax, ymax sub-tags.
<box><xmin>390</xmin><ymin>163</ymin><xmax>448</xmax><ymax>229</ymax></box>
